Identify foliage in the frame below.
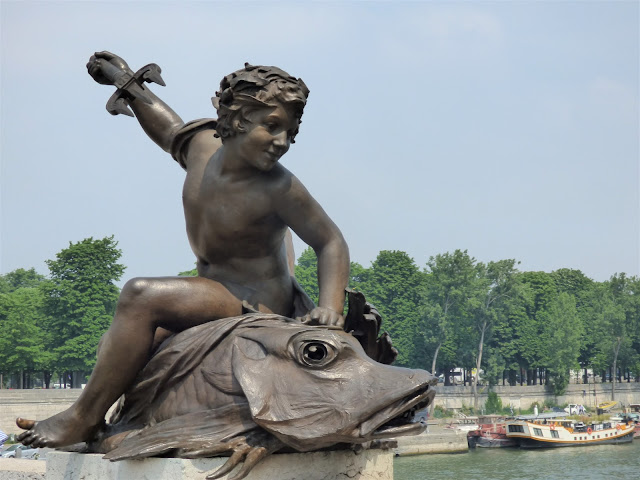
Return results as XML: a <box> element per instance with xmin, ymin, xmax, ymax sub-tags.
<box><xmin>459</xmin><ymin>403</ymin><xmax>476</xmax><ymax>416</ymax></box>
<box><xmin>294</xmin><ymin>247</ymin><xmax>320</xmax><ymax>305</ymax></box>
<box><xmin>544</xmin><ymin>292</ymin><xmax>584</xmax><ymax>395</ymax></box>
<box><xmin>432</xmin><ymin>405</ymin><xmax>448</xmax><ymax>418</ymax></box>
<box><xmin>470</xmin><ymin>259</ymin><xmax>521</xmax><ymax>406</ymax></box>
<box><xmin>357</xmin><ymin>251</ymin><xmax>425</xmax><ymax>366</ymax></box>
<box><xmin>0</xmin><ymin>268</ymin><xmax>46</xmax><ymax>293</ymax></box>
<box><xmin>421</xmin><ymin>250</ymin><xmax>478</xmax><ymax>375</ymax></box>
<box><xmin>5</xmin><ymin>236</ymin><xmax>640</xmax><ymax>390</ymax></box>
<box><xmin>42</xmin><ymin>236</ymin><xmax>125</xmax><ymax>375</ymax></box>
<box><xmin>290</xmin><ymin>248</ymin><xmax>639</xmax><ymax>384</ymax></box>
<box><xmin>0</xmin><ymin>286</ymin><xmax>53</xmax><ymax>378</ymax></box>
<box><xmin>178</xmin><ymin>267</ymin><xmax>198</xmax><ymax>277</ymax></box>
<box><xmin>484</xmin><ymin>391</ymin><xmax>503</xmax><ymax>414</ymax></box>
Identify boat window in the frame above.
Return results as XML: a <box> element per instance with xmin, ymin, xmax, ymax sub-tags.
<box><xmin>533</xmin><ymin>428</ymin><xmax>543</xmax><ymax>436</ymax></box>
<box><xmin>551</xmin><ymin>430</ymin><xmax>559</xmax><ymax>439</ymax></box>
<box><xmin>508</xmin><ymin>425</ymin><xmax>524</xmax><ymax>433</ymax></box>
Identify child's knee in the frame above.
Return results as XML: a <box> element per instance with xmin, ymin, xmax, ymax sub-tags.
<box><xmin>118</xmin><ymin>277</ymin><xmax>155</xmax><ymax>309</ymax></box>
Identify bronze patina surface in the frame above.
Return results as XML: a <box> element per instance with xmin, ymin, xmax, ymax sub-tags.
<box><xmin>17</xmin><ymin>53</ymin><xmax>436</xmax><ymax>479</ymax></box>
<box><xmin>92</xmin><ymin>305</ymin><xmax>435</xmax><ymax>479</ymax></box>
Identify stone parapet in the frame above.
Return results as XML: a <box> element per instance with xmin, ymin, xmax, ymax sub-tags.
<box><xmin>393</xmin><ymin>428</ymin><xmax>468</xmax><ymax>456</ymax></box>
<box><xmin>0</xmin><ymin>390</ymin><xmax>114</xmax><ymax>436</ymax></box>
<box><xmin>433</xmin><ymin>382</ymin><xmax>640</xmax><ymax>411</ymax></box>
<box><xmin>0</xmin><ymin>390</ymin><xmax>81</xmax><ymax>404</ymax></box>
<box><xmin>46</xmin><ymin>449</ymin><xmax>393</xmax><ymax>480</ymax></box>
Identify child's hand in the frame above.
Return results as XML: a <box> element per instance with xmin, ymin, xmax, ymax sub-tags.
<box><xmin>302</xmin><ymin>307</ymin><xmax>344</xmax><ymax>328</ymax></box>
<box><xmin>87</xmin><ymin>51</ymin><xmax>134</xmax><ymax>86</ymax></box>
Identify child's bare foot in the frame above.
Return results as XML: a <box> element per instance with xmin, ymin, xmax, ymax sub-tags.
<box><xmin>16</xmin><ymin>409</ymin><xmax>101</xmax><ymax>448</ymax></box>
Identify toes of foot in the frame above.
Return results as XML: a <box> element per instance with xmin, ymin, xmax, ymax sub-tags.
<box><xmin>16</xmin><ymin>417</ymin><xmax>36</xmax><ymax>430</ymax></box>
<box><xmin>34</xmin><ymin>438</ymin><xmax>48</xmax><ymax>448</ymax></box>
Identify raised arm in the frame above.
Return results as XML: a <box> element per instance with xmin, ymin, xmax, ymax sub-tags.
<box><xmin>87</xmin><ymin>51</ymin><xmax>184</xmax><ymax>153</ymax></box>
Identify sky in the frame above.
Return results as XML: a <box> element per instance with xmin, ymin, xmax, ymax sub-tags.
<box><xmin>1</xmin><ymin>1</ymin><xmax>638</xmax><ymax>286</ymax></box>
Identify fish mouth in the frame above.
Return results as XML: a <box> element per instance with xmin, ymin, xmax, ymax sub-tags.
<box><xmin>360</xmin><ymin>384</ymin><xmax>435</xmax><ymax>439</ymax></box>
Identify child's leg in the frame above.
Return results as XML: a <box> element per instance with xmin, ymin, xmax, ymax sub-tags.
<box><xmin>17</xmin><ymin>276</ymin><xmax>242</xmax><ymax>448</ymax></box>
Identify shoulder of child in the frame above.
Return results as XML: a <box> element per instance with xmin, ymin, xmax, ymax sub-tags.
<box><xmin>268</xmin><ymin>165</ymin><xmax>308</xmax><ymax>196</ymax></box>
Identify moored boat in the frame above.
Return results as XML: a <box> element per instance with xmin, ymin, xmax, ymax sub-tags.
<box><xmin>467</xmin><ymin>423</ymin><xmax>517</xmax><ymax>448</ymax></box>
<box><xmin>596</xmin><ymin>400</ymin><xmax>617</xmax><ymax>415</ymax></box>
<box><xmin>617</xmin><ymin>413</ymin><xmax>640</xmax><ymax>438</ymax></box>
<box><xmin>597</xmin><ymin>400</ymin><xmax>617</xmax><ymax>411</ymax></box>
<box><xmin>505</xmin><ymin>417</ymin><xmax>634</xmax><ymax>448</ymax></box>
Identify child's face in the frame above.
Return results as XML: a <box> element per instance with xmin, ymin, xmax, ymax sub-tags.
<box><xmin>236</xmin><ymin>103</ymin><xmax>300</xmax><ymax>172</ymax></box>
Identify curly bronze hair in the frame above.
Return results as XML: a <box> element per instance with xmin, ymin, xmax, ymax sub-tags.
<box><xmin>212</xmin><ymin>63</ymin><xmax>310</xmax><ymax>142</ymax></box>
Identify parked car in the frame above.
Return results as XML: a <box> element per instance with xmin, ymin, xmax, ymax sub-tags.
<box><xmin>1</xmin><ymin>444</ymin><xmax>42</xmax><ymax>459</ymax></box>
<box><xmin>564</xmin><ymin>404</ymin><xmax>586</xmax><ymax>415</ymax></box>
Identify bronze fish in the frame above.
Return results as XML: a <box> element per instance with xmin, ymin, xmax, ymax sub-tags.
<box><xmin>90</xmin><ymin>314</ymin><xmax>436</xmax><ymax>479</ymax></box>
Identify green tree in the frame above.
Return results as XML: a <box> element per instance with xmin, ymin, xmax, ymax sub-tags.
<box><xmin>421</xmin><ymin>250</ymin><xmax>478</xmax><ymax>378</ymax></box>
<box><xmin>606</xmin><ymin>274</ymin><xmax>638</xmax><ymax>397</ymax></box>
<box><xmin>42</xmin><ymin>236</ymin><xmax>125</xmax><ymax>385</ymax></box>
<box><xmin>544</xmin><ymin>292</ymin><xmax>583</xmax><ymax>395</ymax></box>
<box><xmin>471</xmin><ymin>259</ymin><xmax>520</xmax><ymax>408</ymax></box>
<box><xmin>551</xmin><ymin>268</ymin><xmax>595</xmax><ymax>383</ymax></box>
<box><xmin>487</xmin><ymin>269</ymin><xmax>532</xmax><ymax>387</ymax></box>
<box><xmin>484</xmin><ymin>391</ymin><xmax>503</xmax><ymax>414</ymax></box>
<box><xmin>357</xmin><ymin>251</ymin><xmax>425</xmax><ymax>367</ymax></box>
<box><xmin>623</xmin><ymin>276</ymin><xmax>640</xmax><ymax>381</ymax></box>
<box><xmin>178</xmin><ymin>267</ymin><xmax>198</xmax><ymax>277</ymax></box>
<box><xmin>514</xmin><ymin>271</ymin><xmax>557</xmax><ymax>386</ymax></box>
<box><xmin>583</xmin><ymin>284</ymin><xmax>617</xmax><ymax>381</ymax></box>
<box><xmin>294</xmin><ymin>247</ymin><xmax>320</xmax><ymax>305</ymax></box>
<box><xmin>294</xmin><ymin>247</ymin><xmax>370</xmax><ymax>310</ymax></box>
<box><xmin>0</xmin><ymin>268</ymin><xmax>46</xmax><ymax>293</ymax></box>
<box><xmin>347</xmin><ymin>261</ymin><xmax>368</xmax><ymax>292</ymax></box>
<box><xmin>0</xmin><ymin>287</ymin><xmax>53</xmax><ymax>388</ymax></box>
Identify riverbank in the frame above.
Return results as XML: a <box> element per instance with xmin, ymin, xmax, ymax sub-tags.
<box><xmin>394</xmin><ymin>423</ymin><xmax>469</xmax><ymax>456</ymax></box>
<box><xmin>434</xmin><ymin>382</ymin><xmax>640</xmax><ymax>413</ymax></box>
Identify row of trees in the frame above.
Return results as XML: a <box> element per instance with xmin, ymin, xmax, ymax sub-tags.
<box><xmin>296</xmin><ymin>248</ymin><xmax>640</xmax><ymax>404</ymax></box>
<box><xmin>2</xmin><ymin>237</ymin><xmax>638</xmax><ymax>405</ymax></box>
<box><xmin>0</xmin><ymin>236</ymin><xmax>124</xmax><ymax>389</ymax></box>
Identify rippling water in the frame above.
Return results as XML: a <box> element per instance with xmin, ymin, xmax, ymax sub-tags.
<box><xmin>394</xmin><ymin>441</ymin><xmax>640</xmax><ymax>480</ymax></box>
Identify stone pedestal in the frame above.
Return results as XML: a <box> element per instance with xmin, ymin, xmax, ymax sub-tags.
<box><xmin>46</xmin><ymin>449</ymin><xmax>393</xmax><ymax>480</ymax></box>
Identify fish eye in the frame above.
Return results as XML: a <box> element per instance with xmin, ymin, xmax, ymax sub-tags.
<box><xmin>304</xmin><ymin>342</ymin><xmax>327</xmax><ymax>362</ymax></box>
<box><xmin>297</xmin><ymin>340</ymin><xmax>337</xmax><ymax>368</ymax></box>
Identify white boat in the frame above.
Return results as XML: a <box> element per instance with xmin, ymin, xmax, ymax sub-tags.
<box><xmin>505</xmin><ymin>417</ymin><xmax>634</xmax><ymax>448</ymax></box>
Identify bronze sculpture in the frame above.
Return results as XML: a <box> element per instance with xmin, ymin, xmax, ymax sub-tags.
<box><xmin>17</xmin><ymin>53</ymin><xmax>436</xmax><ymax>479</ymax></box>
<box><xmin>92</xmin><ymin>303</ymin><xmax>433</xmax><ymax>479</ymax></box>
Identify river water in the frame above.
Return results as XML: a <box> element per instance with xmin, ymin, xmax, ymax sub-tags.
<box><xmin>394</xmin><ymin>441</ymin><xmax>640</xmax><ymax>480</ymax></box>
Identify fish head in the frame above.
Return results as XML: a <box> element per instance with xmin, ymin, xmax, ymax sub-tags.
<box><xmin>230</xmin><ymin>317</ymin><xmax>436</xmax><ymax>451</ymax></box>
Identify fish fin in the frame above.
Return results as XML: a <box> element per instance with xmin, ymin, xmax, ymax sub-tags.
<box><xmin>199</xmin><ymin>434</ymin><xmax>280</xmax><ymax>480</ymax></box>
<box><xmin>227</xmin><ymin>446</ymin><xmax>269</xmax><ymax>480</ymax></box>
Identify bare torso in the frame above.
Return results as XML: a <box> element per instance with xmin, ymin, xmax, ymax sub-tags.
<box><xmin>182</xmin><ymin>142</ymin><xmax>294</xmax><ymax>316</ymax></box>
